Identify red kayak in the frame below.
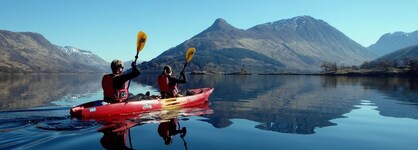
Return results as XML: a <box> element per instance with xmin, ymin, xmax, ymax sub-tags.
<box><xmin>70</xmin><ymin>88</ymin><xmax>214</xmax><ymax>118</ymax></box>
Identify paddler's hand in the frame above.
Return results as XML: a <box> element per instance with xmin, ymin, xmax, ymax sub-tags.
<box><xmin>180</xmin><ymin>71</ymin><xmax>185</xmax><ymax>78</ymax></box>
<box><xmin>180</xmin><ymin>71</ymin><xmax>186</xmax><ymax>82</ymax></box>
<box><xmin>131</xmin><ymin>62</ymin><xmax>139</xmax><ymax>71</ymax></box>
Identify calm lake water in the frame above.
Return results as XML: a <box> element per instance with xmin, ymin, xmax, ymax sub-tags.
<box><xmin>1</xmin><ymin>74</ymin><xmax>418</xmax><ymax>150</ymax></box>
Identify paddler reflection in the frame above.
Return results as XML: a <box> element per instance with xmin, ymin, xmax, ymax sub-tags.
<box><xmin>98</xmin><ymin>119</ymin><xmax>189</xmax><ymax>150</ymax></box>
<box><xmin>99</xmin><ymin>121</ymin><xmax>136</xmax><ymax>150</ymax></box>
<box><xmin>98</xmin><ymin>102</ymin><xmax>212</xmax><ymax>150</ymax></box>
<box><xmin>158</xmin><ymin>118</ymin><xmax>187</xmax><ymax>146</ymax></box>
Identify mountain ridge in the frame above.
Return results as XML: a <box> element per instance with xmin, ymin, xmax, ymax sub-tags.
<box><xmin>140</xmin><ymin>16</ymin><xmax>376</xmax><ymax>73</ymax></box>
<box><xmin>368</xmin><ymin>30</ymin><xmax>418</xmax><ymax>56</ymax></box>
<box><xmin>0</xmin><ymin>30</ymin><xmax>108</xmax><ymax>74</ymax></box>
<box><xmin>378</xmin><ymin>44</ymin><xmax>418</xmax><ymax>61</ymax></box>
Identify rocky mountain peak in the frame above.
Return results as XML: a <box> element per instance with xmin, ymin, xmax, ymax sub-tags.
<box><xmin>269</xmin><ymin>15</ymin><xmax>317</xmax><ymax>27</ymax></box>
<box><xmin>211</xmin><ymin>18</ymin><xmax>235</xmax><ymax>30</ymax></box>
<box><xmin>200</xmin><ymin>18</ymin><xmax>239</xmax><ymax>34</ymax></box>
<box><xmin>292</xmin><ymin>15</ymin><xmax>315</xmax><ymax>21</ymax></box>
<box><xmin>141</xmin><ymin>16</ymin><xmax>376</xmax><ymax>73</ymax></box>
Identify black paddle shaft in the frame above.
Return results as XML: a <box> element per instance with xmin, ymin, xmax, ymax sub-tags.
<box><xmin>181</xmin><ymin>63</ymin><xmax>188</xmax><ymax>73</ymax></box>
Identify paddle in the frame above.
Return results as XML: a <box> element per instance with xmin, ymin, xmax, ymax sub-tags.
<box><xmin>180</xmin><ymin>47</ymin><xmax>196</xmax><ymax>74</ymax></box>
<box><xmin>135</xmin><ymin>31</ymin><xmax>147</xmax><ymax>64</ymax></box>
<box><xmin>128</xmin><ymin>31</ymin><xmax>147</xmax><ymax>90</ymax></box>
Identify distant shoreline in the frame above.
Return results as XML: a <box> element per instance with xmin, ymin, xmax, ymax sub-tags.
<box><xmin>187</xmin><ymin>69</ymin><xmax>417</xmax><ymax>77</ymax></box>
<box><xmin>0</xmin><ymin>72</ymin><xmax>105</xmax><ymax>75</ymax></box>
<box><xmin>1</xmin><ymin>69</ymin><xmax>416</xmax><ymax>77</ymax></box>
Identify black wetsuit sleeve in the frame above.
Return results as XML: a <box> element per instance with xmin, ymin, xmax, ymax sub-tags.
<box><xmin>168</xmin><ymin>75</ymin><xmax>186</xmax><ymax>86</ymax></box>
<box><xmin>113</xmin><ymin>69</ymin><xmax>140</xmax><ymax>89</ymax></box>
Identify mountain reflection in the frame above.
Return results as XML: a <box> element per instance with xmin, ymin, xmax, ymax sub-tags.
<box><xmin>358</xmin><ymin>77</ymin><xmax>418</xmax><ymax>119</ymax></box>
<box><xmin>0</xmin><ymin>74</ymin><xmax>102</xmax><ymax>110</ymax></box>
<box><xmin>6</xmin><ymin>73</ymin><xmax>415</xmax><ymax>135</ymax></box>
<box><xmin>137</xmin><ymin>74</ymin><xmax>418</xmax><ymax>135</ymax></box>
<box><xmin>206</xmin><ymin>76</ymin><xmax>369</xmax><ymax>134</ymax></box>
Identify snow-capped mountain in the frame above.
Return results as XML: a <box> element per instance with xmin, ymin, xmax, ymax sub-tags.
<box><xmin>0</xmin><ymin>30</ymin><xmax>108</xmax><ymax>73</ymax></box>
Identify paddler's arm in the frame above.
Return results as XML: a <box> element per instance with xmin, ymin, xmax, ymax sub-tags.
<box><xmin>114</xmin><ymin>62</ymin><xmax>140</xmax><ymax>84</ymax></box>
<box><xmin>168</xmin><ymin>74</ymin><xmax>187</xmax><ymax>86</ymax></box>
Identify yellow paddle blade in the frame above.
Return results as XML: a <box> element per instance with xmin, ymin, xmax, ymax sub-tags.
<box><xmin>186</xmin><ymin>47</ymin><xmax>196</xmax><ymax>63</ymax></box>
<box><xmin>136</xmin><ymin>31</ymin><xmax>147</xmax><ymax>52</ymax></box>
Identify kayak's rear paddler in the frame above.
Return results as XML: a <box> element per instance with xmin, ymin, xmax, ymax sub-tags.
<box><xmin>157</xmin><ymin>47</ymin><xmax>196</xmax><ymax>99</ymax></box>
<box><xmin>102</xmin><ymin>59</ymin><xmax>140</xmax><ymax>103</ymax></box>
<box><xmin>157</xmin><ymin>65</ymin><xmax>187</xmax><ymax>98</ymax></box>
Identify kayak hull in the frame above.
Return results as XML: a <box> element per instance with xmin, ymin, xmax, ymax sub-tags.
<box><xmin>70</xmin><ymin>88</ymin><xmax>214</xmax><ymax>119</ymax></box>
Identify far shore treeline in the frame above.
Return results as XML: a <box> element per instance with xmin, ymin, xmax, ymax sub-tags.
<box><xmin>321</xmin><ymin>58</ymin><xmax>418</xmax><ymax>76</ymax></box>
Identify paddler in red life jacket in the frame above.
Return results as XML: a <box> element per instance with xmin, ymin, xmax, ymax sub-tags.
<box><xmin>102</xmin><ymin>59</ymin><xmax>140</xmax><ymax>103</ymax></box>
<box><xmin>157</xmin><ymin>65</ymin><xmax>187</xmax><ymax>98</ymax></box>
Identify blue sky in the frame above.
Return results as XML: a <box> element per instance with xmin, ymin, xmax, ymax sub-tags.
<box><xmin>1</xmin><ymin>0</ymin><xmax>417</xmax><ymax>62</ymax></box>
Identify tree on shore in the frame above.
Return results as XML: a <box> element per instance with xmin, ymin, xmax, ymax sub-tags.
<box><xmin>403</xmin><ymin>58</ymin><xmax>418</xmax><ymax>74</ymax></box>
<box><xmin>320</xmin><ymin>62</ymin><xmax>337</xmax><ymax>73</ymax></box>
<box><xmin>360</xmin><ymin>60</ymin><xmax>397</xmax><ymax>70</ymax></box>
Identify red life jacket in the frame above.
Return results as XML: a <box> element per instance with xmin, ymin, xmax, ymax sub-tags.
<box><xmin>102</xmin><ymin>74</ymin><xmax>129</xmax><ymax>102</ymax></box>
<box><xmin>158</xmin><ymin>74</ymin><xmax>178</xmax><ymax>97</ymax></box>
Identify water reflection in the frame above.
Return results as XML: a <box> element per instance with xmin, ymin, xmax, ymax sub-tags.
<box><xmin>97</xmin><ymin>103</ymin><xmax>212</xmax><ymax>150</ymax></box>
<box><xmin>206</xmin><ymin>76</ymin><xmax>367</xmax><ymax>134</ymax></box>
<box><xmin>99</xmin><ymin>120</ymin><xmax>135</xmax><ymax>150</ymax></box>
<box><xmin>0</xmin><ymin>74</ymin><xmax>102</xmax><ymax>110</ymax></box>
<box><xmin>2</xmin><ymin>73</ymin><xmax>418</xmax><ymax>136</ymax></box>
<box><xmin>136</xmin><ymin>74</ymin><xmax>284</xmax><ymax>101</ymax></box>
<box><xmin>137</xmin><ymin>74</ymin><xmax>418</xmax><ymax>135</ymax></box>
<box><xmin>322</xmin><ymin>76</ymin><xmax>418</xmax><ymax>119</ymax></box>
<box><xmin>358</xmin><ymin>77</ymin><xmax>418</xmax><ymax>119</ymax></box>
<box><xmin>99</xmin><ymin>119</ymin><xmax>188</xmax><ymax>150</ymax></box>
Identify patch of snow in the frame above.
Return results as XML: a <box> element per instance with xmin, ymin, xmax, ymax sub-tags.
<box><xmin>56</xmin><ymin>45</ymin><xmax>93</xmax><ymax>56</ymax></box>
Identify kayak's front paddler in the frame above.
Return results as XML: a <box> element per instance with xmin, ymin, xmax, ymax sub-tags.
<box><xmin>102</xmin><ymin>59</ymin><xmax>140</xmax><ymax>103</ymax></box>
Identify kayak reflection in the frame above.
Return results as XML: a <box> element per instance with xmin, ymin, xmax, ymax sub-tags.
<box><xmin>97</xmin><ymin>102</ymin><xmax>212</xmax><ymax>150</ymax></box>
